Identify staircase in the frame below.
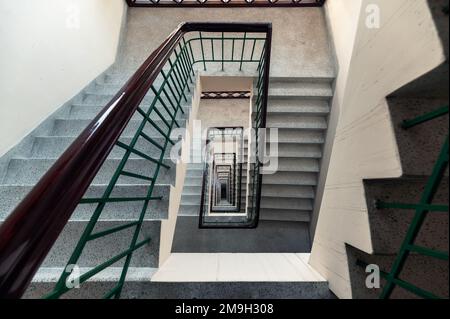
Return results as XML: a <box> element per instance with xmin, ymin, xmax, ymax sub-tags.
<box><xmin>171</xmin><ymin>76</ymin><xmax>333</xmax><ymax>253</ymax></box>
<box><xmin>0</xmin><ymin>68</ymin><xmax>193</xmax><ymax>298</ymax></box>
<box><xmin>261</xmin><ymin>78</ymin><xmax>333</xmax><ymax>224</ymax></box>
<box><xmin>0</xmin><ymin>17</ymin><xmax>337</xmax><ymax>298</ymax></box>
<box><xmin>346</xmin><ymin>1</ymin><xmax>449</xmax><ymax>299</ymax></box>
<box><xmin>179</xmin><ymin>140</ymin><xmax>248</xmax><ymax>218</ymax></box>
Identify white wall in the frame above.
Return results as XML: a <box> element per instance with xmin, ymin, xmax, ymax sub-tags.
<box><xmin>310</xmin><ymin>0</ymin><xmax>363</xmax><ymax>240</ymax></box>
<box><xmin>310</xmin><ymin>0</ymin><xmax>446</xmax><ymax>298</ymax></box>
<box><xmin>0</xmin><ymin>0</ymin><xmax>126</xmax><ymax>156</ymax></box>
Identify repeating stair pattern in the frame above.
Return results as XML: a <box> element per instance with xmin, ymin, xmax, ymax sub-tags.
<box><xmin>0</xmin><ymin>68</ymin><xmax>194</xmax><ymax>298</ymax></box>
<box><xmin>260</xmin><ymin>78</ymin><xmax>333</xmax><ymax>224</ymax></box>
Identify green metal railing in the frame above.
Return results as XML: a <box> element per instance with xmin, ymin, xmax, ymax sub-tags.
<box><xmin>44</xmin><ymin>30</ymin><xmax>269</xmax><ymax>299</ymax></box>
<box><xmin>359</xmin><ymin>105</ymin><xmax>449</xmax><ymax>299</ymax></box>
<box><xmin>198</xmin><ymin>37</ymin><xmax>269</xmax><ymax>228</ymax></box>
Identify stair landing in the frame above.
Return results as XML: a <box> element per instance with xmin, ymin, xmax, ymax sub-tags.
<box><xmin>153</xmin><ymin>253</ymin><xmax>326</xmax><ymax>282</ymax></box>
<box><xmin>118</xmin><ymin>253</ymin><xmax>334</xmax><ymax>299</ymax></box>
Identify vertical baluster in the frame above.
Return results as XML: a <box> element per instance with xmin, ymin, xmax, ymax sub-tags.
<box><xmin>239</xmin><ymin>32</ymin><xmax>247</xmax><ymax>71</ymax></box>
<box><xmin>257</xmin><ymin>42</ymin><xmax>266</xmax><ymax>72</ymax></box>
<box><xmin>161</xmin><ymin>69</ymin><xmax>182</xmax><ymax>106</ymax></box>
<box><xmin>151</xmin><ymin>86</ymin><xmax>180</xmax><ymax>116</ymax></box>
<box><xmin>221</xmin><ymin>32</ymin><xmax>224</xmax><ymax>71</ymax></box>
<box><xmin>174</xmin><ymin>48</ymin><xmax>190</xmax><ymax>93</ymax></box>
<box><xmin>199</xmin><ymin>31</ymin><xmax>206</xmax><ymax>71</ymax></box>
<box><xmin>168</xmin><ymin>64</ymin><xmax>187</xmax><ymax>103</ymax></box>
<box><xmin>211</xmin><ymin>38</ymin><xmax>215</xmax><ymax>61</ymax></box>
<box><xmin>114</xmin><ymin>53</ymin><xmax>195</xmax><ymax>297</ymax></box>
<box><xmin>46</xmin><ymin>70</ymin><xmax>168</xmax><ymax>298</ymax></box>
<box><xmin>151</xmin><ymin>89</ymin><xmax>181</xmax><ymax>123</ymax></box>
<box><xmin>231</xmin><ymin>38</ymin><xmax>235</xmax><ymax>62</ymax></box>
<box><xmin>181</xmin><ymin>40</ymin><xmax>195</xmax><ymax>81</ymax></box>
<box><xmin>187</xmin><ymin>39</ymin><xmax>196</xmax><ymax>71</ymax></box>
<box><xmin>176</xmin><ymin>45</ymin><xmax>191</xmax><ymax>87</ymax></box>
<box><xmin>169</xmin><ymin>57</ymin><xmax>186</xmax><ymax>100</ymax></box>
<box><xmin>250</xmin><ymin>38</ymin><xmax>257</xmax><ymax>61</ymax></box>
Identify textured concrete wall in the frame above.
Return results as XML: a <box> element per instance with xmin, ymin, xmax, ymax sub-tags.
<box><xmin>0</xmin><ymin>0</ymin><xmax>127</xmax><ymax>157</ymax></box>
<box><xmin>117</xmin><ymin>8</ymin><xmax>334</xmax><ymax>78</ymax></box>
<box><xmin>310</xmin><ymin>0</ymin><xmax>446</xmax><ymax>298</ymax></box>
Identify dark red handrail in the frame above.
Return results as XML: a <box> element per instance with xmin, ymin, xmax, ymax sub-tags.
<box><xmin>0</xmin><ymin>22</ymin><xmax>272</xmax><ymax>299</ymax></box>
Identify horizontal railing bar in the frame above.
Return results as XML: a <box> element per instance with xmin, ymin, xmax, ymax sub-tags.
<box><xmin>87</xmin><ymin>221</ymin><xmax>141</xmax><ymax>241</ymax></box>
<box><xmin>116</xmin><ymin>141</ymin><xmax>170</xmax><ymax>169</ymax></box>
<box><xmin>120</xmin><ymin>170</ymin><xmax>154</xmax><ymax>182</ymax></box>
<box><xmin>390</xmin><ymin>276</ymin><xmax>442</xmax><ymax>299</ymax></box>
<box><xmin>195</xmin><ymin>59</ymin><xmax>260</xmax><ymax>63</ymax></box>
<box><xmin>79</xmin><ymin>196</ymin><xmax>163</xmax><ymax>204</ymax></box>
<box><xmin>0</xmin><ymin>22</ymin><xmax>272</xmax><ymax>298</ymax></box>
<box><xmin>406</xmin><ymin>244</ymin><xmax>449</xmax><ymax>260</ymax></box>
<box><xmin>355</xmin><ymin>259</ymin><xmax>442</xmax><ymax>299</ymax></box>
<box><xmin>139</xmin><ymin>132</ymin><xmax>165</xmax><ymax>150</ymax></box>
<box><xmin>136</xmin><ymin>107</ymin><xmax>175</xmax><ymax>143</ymax></box>
<box><xmin>151</xmin><ymin>87</ymin><xmax>181</xmax><ymax>116</ymax></box>
<box><xmin>45</xmin><ymin>238</ymin><xmax>151</xmax><ymax>299</ymax></box>
<box><xmin>152</xmin><ymin>106</ymin><xmax>173</xmax><ymax>128</ymax></box>
<box><xmin>402</xmin><ymin>105</ymin><xmax>449</xmax><ymax>129</ymax></box>
<box><xmin>375</xmin><ymin>200</ymin><xmax>449</xmax><ymax>212</ymax></box>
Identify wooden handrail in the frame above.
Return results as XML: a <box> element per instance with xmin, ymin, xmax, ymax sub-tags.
<box><xmin>0</xmin><ymin>22</ymin><xmax>272</xmax><ymax>298</ymax></box>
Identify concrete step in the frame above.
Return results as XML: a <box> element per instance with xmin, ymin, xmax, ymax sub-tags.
<box><xmin>100</xmin><ymin>71</ymin><xmax>173</xmax><ymax>86</ymax></box>
<box><xmin>245</xmin><ymin>143</ymin><xmax>322</xmax><ymax>159</ymax></box>
<box><xmin>0</xmin><ymin>219</ymin><xmax>161</xmax><ymax>269</ymax></box>
<box><xmin>50</xmin><ymin>119</ymin><xmax>186</xmax><ymax>137</ymax></box>
<box><xmin>178</xmin><ymin>204</ymin><xmax>203</xmax><ymax>215</ymax></box>
<box><xmin>2</xmin><ymin>158</ymin><xmax>176</xmax><ymax>185</ymax></box>
<box><xmin>266</xmin><ymin>143</ymin><xmax>323</xmax><ymax>158</ymax></box>
<box><xmin>26</xmin><ymin>268</ymin><xmax>332</xmax><ymax>299</ymax></box>
<box><xmin>86</xmin><ymin>80</ymin><xmax>194</xmax><ymax>96</ymax></box>
<box><xmin>182</xmin><ymin>184</ymin><xmax>248</xmax><ymax>196</ymax></box>
<box><xmin>259</xmin><ymin>209</ymin><xmax>311</xmax><ymax>222</ymax></box>
<box><xmin>261</xmin><ymin>184</ymin><xmax>315</xmax><ymax>198</ymax></box>
<box><xmin>100</xmin><ymin>73</ymin><xmax>138</xmax><ymax>86</ymax></box>
<box><xmin>363</xmin><ymin>176</ymin><xmax>448</xmax><ymax>255</ymax></box>
<box><xmin>266</xmin><ymin>98</ymin><xmax>330</xmax><ymax>115</ymax></box>
<box><xmin>179</xmin><ymin>204</ymin><xmax>246</xmax><ymax>216</ymax></box>
<box><xmin>147</xmin><ymin>253</ymin><xmax>330</xmax><ymax>299</ymax></box>
<box><xmin>267</xmin><ymin>114</ymin><xmax>327</xmax><ymax>130</ymax></box>
<box><xmin>183</xmin><ymin>177</ymin><xmax>203</xmax><ymax>187</ymax></box>
<box><xmin>182</xmin><ymin>193</ymin><xmax>247</xmax><ymax>205</ymax></box>
<box><xmin>269</xmin><ymin>76</ymin><xmax>334</xmax><ymax>84</ymax></box>
<box><xmin>29</xmin><ymin>136</ymin><xmax>172</xmax><ymax>159</ymax></box>
<box><xmin>263</xmin><ymin>172</ymin><xmax>318</xmax><ymax>186</ymax></box>
<box><xmin>268</xmin><ymin>81</ymin><xmax>333</xmax><ymax>99</ymax></box>
<box><xmin>347</xmin><ymin>245</ymin><xmax>449</xmax><ymax>299</ymax></box>
<box><xmin>180</xmin><ymin>194</ymin><xmax>201</xmax><ymax>205</ymax></box>
<box><xmin>274</xmin><ymin>158</ymin><xmax>320</xmax><ymax>173</ymax></box>
<box><xmin>187</xmin><ymin>167</ymin><xmax>248</xmax><ymax>177</ymax></box>
<box><xmin>24</xmin><ymin>267</ymin><xmax>157</xmax><ymax>299</ymax></box>
<box><xmin>82</xmin><ymin>91</ymin><xmax>191</xmax><ymax>106</ymax></box>
<box><xmin>261</xmin><ymin>197</ymin><xmax>313</xmax><ymax>211</ymax></box>
<box><xmin>65</xmin><ymin>103</ymin><xmax>190</xmax><ymax>121</ymax></box>
<box><xmin>0</xmin><ymin>184</ymin><xmax>170</xmax><ymax>220</ymax></box>
<box><xmin>276</xmin><ymin>129</ymin><xmax>325</xmax><ymax>144</ymax></box>
<box><xmin>182</xmin><ymin>185</ymin><xmax>203</xmax><ymax>195</ymax></box>
<box><xmin>387</xmin><ymin>97</ymin><xmax>449</xmax><ymax>176</ymax></box>
<box><xmin>201</xmin><ymin>215</ymin><xmax>251</xmax><ymax>224</ymax></box>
